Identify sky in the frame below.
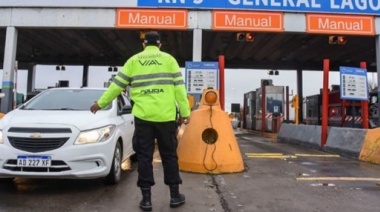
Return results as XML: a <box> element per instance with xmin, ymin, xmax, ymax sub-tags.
<box><xmin>1</xmin><ymin>65</ymin><xmax>378</xmax><ymax>119</ymax></box>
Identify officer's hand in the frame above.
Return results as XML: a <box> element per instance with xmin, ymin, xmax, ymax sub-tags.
<box><xmin>183</xmin><ymin>117</ymin><xmax>190</xmax><ymax>125</ymax></box>
<box><xmin>90</xmin><ymin>102</ymin><xmax>101</xmax><ymax>114</ymax></box>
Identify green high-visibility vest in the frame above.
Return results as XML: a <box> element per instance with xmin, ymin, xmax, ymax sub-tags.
<box><xmin>97</xmin><ymin>46</ymin><xmax>190</xmax><ymax>122</ymax></box>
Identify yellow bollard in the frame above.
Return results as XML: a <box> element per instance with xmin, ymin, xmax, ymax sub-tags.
<box><xmin>177</xmin><ymin>89</ymin><xmax>245</xmax><ymax>174</ymax></box>
<box><xmin>359</xmin><ymin>128</ymin><xmax>380</xmax><ymax>165</ymax></box>
<box><xmin>291</xmin><ymin>94</ymin><xmax>299</xmax><ymax>125</ymax></box>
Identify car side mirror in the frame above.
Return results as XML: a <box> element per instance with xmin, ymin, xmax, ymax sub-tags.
<box><xmin>118</xmin><ymin>105</ymin><xmax>132</xmax><ymax>115</ymax></box>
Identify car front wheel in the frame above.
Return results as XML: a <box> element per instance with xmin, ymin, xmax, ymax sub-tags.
<box><xmin>104</xmin><ymin>141</ymin><xmax>122</xmax><ymax>185</ymax></box>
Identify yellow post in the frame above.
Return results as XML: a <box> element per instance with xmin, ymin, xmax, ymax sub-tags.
<box><xmin>188</xmin><ymin>94</ymin><xmax>195</xmax><ymax>110</ymax></box>
<box><xmin>291</xmin><ymin>95</ymin><xmax>299</xmax><ymax>125</ymax></box>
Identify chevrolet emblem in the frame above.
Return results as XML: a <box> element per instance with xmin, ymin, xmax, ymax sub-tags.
<box><xmin>30</xmin><ymin>133</ymin><xmax>41</xmax><ymax>138</ymax></box>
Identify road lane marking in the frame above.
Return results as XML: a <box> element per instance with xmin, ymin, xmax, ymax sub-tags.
<box><xmin>296</xmin><ymin>177</ymin><xmax>380</xmax><ymax>182</ymax></box>
<box><xmin>245</xmin><ymin>153</ymin><xmax>341</xmax><ymax>159</ymax></box>
<box><xmin>247</xmin><ymin>155</ymin><xmax>297</xmax><ymax>159</ymax></box>
<box><xmin>245</xmin><ymin>153</ymin><xmax>296</xmax><ymax>159</ymax></box>
<box><xmin>245</xmin><ymin>153</ymin><xmax>284</xmax><ymax>155</ymax></box>
<box><xmin>295</xmin><ymin>154</ymin><xmax>340</xmax><ymax>158</ymax></box>
<box><xmin>245</xmin><ymin>153</ymin><xmax>339</xmax><ymax>158</ymax></box>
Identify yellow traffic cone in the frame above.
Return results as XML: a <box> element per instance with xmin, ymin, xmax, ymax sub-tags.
<box><xmin>177</xmin><ymin>89</ymin><xmax>245</xmax><ymax>174</ymax></box>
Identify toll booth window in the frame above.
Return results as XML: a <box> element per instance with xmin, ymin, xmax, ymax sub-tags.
<box><xmin>256</xmin><ymin>94</ymin><xmax>262</xmax><ymax>114</ymax></box>
<box><xmin>249</xmin><ymin>100</ymin><xmax>254</xmax><ymax>115</ymax></box>
<box><xmin>305</xmin><ymin>97</ymin><xmax>319</xmax><ymax>118</ymax></box>
<box><xmin>346</xmin><ymin>105</ymin><xmax>361</xmax><ymax>116</ymax></box>
<box><xmin>306</xmin><ymin>101</ymin><xmax>314</xmax><ymax>117</ymax></box>
<box><xmin>266</xmin><ymin>94</ymin><xmax>283</xmax><ymax>114</ymax></box>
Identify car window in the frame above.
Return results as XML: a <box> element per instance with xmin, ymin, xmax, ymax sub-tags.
<box><xmin>21</xmin><ymin>89</ymin><xmax>112</xmax><ymax>111</ymax></box>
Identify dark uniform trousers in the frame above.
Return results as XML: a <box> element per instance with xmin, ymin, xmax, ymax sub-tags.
<box><xmin>133</xmin><ymin>117</ymin><xmax>183</xmax><ymax>188</ymax></box>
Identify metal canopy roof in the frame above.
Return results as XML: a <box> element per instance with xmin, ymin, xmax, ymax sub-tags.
<box><xmin>0</xmin><ymin>28</ymin><xmax>377</xmax><ymax>71</ymax></box>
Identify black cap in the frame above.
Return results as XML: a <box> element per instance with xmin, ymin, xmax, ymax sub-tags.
<box><xmin>144</xmin><ymin>31</ymin><xmax>161</xmax><ymax>45</ymax></box>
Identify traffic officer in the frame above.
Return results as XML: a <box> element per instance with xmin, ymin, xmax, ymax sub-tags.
<box><xmin>90</xmin><ymin>31</ymin><xmax>191</xmax><ymax>211</ymax></box>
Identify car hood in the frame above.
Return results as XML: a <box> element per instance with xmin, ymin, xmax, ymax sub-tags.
<box><xmin>0</xmin><ymin>109</ymin><xmax>113</xmax><ymax>130</ymax></box>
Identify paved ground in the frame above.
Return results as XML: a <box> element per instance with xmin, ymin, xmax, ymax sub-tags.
<box><xmin>1</xmin><ymin>129</ymin><xmax>380</xmax><ymax>212</ymax></box>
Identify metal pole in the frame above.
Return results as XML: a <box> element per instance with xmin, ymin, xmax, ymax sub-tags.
<box><xmin>1</xmin><ymin>26</ymin><xmax>18</xmax><ymax>113</ymax></box>
<box><xmin>351</xmin><ymin>101</ymin><xmax>356</xmax><ymax>127</ymax></box>
<box><xmin>218</xmin><ymin>55</ymin><xmax>225</xmax><ymax>110</ymax></box>
<box><xmin>82</xmin><ymin>64</ymin><xmax>89</xmax><ymax>87</ymax></box>
<box><xmin>13</xmin><ymin>61</ymin><xmax>18</xmax><ymax>109</ymax></box>
<box><xmin>342</xmin><ymin>100</ymin><xmax>346</xmax><ymax>127</ymax></box>
<box><xmin>321</xmin><ymin>59</ymin><xmax>329</xmax><ymax>148</ymax></box>
<box><xmin>296</xmin><ymin>68</ymin><xmax>303</xmax><ymax>124</ymax></box>
<box><xmin>193</xmin><ymin>29</ymin><xmax>202</xmax><ymax>62</ymax></box>
<box><xmin>376</xmin><ymin>35</ymin><xmax>380</xmax><ymax>127</ymax></box>
<box><xmin>286</xmin><ymin>86</ymin><xmax>289</xmax><ymax>121</ymax></box>
<box><xmin>360</xmin><ymin>62</ymin><xmax>369</xmax><ymax>129</ymax></box>
<box><xmin>262</xmin><ymin>85</ymin><xmax>266</xmax><ymax>134</ymax></box>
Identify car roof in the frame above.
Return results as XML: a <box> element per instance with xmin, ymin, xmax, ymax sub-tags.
<box><xmin>46</xmin><ymin>87</ymin><xmax>107</xmax><ymax>91</ymax></box>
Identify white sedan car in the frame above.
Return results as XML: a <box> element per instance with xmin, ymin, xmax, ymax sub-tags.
<box><xmin>0</xmin><ymin>87</ymin><xmax>135</xmax><ymax>185</ymax></box>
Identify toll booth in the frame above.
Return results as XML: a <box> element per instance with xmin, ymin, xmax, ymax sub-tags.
<box><xmin>255</xmin><ymin>86</ymin><xmax>285</xmax><ymax>132</ymax></box>
<box><xmin>243</xmin><ymin>91</ymin><xmax>256</xmax><ymax>130</ymax></box>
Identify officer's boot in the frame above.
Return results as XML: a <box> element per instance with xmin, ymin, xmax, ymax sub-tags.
<box><xmin>169</xmin><ymin>185</ymin><xmax>185</xmax><ymax>208</ymax></box>
<box><xmin>139</xmin><ymin>187</ymin><xmax>152</xmax><ymax>211</ymax></box>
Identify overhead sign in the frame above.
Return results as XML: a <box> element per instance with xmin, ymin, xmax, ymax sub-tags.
<box><xmin>138</xmin><ymin>0</ymin><xmax>380</xmax><ymax>16</ymax></box>
<box><xmin>185</xmin><ymin>62</ymin><xmax>219</xmax><ymax>94</ymax></box>
<box><xmin>307</xmin><ymin>14</ymin><xmax>375</xmax><ymax>35</ymax></box>
<box><xmin>212</xmin><ymin>11</ymin><xmax>283</xmax><ymax>31</ymax></box>
<box><xmin>0</xmin><ymin>0</ymin><xmax>137</xmax><ymax>8</ymax></box>
<box><xmin>339</xmin><ymin>66</ymin><xmax>368</xmax><ymax>100</ymax></box>
<box><xmin>116</xmin><ymin>9</ymin><xmax>188</xmax><ymax>29</ymax></box>
<box><xmin>2</xmin><ymin>1</ymin><xmax>380</xmax><ymax>16</ymax></box>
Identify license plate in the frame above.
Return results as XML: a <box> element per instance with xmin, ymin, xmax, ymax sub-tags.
<box><xmin>17</xmin><ymin>156</ymin><xmax>52</xmax><ymax>167</ymax></box>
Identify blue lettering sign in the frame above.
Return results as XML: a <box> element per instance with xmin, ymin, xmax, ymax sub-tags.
<box><xmin>138</xmin><ymin>0</ymin><xmax>224</xmax><ymax>8</ymax></box>
<box><xmin>339</xmin><ymin>66</ymin><xmax>369</xmax><ymax>100</ymax></box>
<box><xmin>137</xmin><ymin>0</ymin><xmax>380</xmax><ymax>16</ymax></box>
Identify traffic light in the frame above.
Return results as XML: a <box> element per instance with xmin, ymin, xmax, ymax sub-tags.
<box><xmin>261</xmin><ymin>79</ymin><xmax>273</xmax><ymax>86</ymax></box>
<box><xmin>246</xmin><ymin>33</ymin><xmax>254</xmax><ymax>42</ymax></box>
<box><xmin>268</xmin><ymin>70</ymin><xmax>279</xmax><ymax>75</ymax></box>
<box><xmin>329</xmin><ymin>36</ymin><xmax>347</xmax><ymax>45</ymax></box>
<box><xmin>236</xmin><ymin>32</ymin><xmax>255</xmax><ymax>42</ymax></box>
<box><xmin>236</xmin><ymin>33</ymin><xmax>245</xmax><ymax>41</ymax></box>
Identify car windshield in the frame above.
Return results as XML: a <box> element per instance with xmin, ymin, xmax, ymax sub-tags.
<box><xmin>21</xmin><ymin>89</ymin><xmax>111</xmax><ymax>111</ymax></box>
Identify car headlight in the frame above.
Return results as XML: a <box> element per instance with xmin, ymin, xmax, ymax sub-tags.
<box><xmin>0</xmin><ymin>130</ymin><xmax>3</xmax><ymax>144</ymax></box>
<box><xmin>74</xmin><ymin>125</ymin><xmax>116</xmax><ymax>145</ymax></box>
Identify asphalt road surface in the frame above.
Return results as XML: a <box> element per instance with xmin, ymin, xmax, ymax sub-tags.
<box><xmin>1</xmin><ymin>130</ymin><xmax>380</xmax><ymax>212</ymax></box>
